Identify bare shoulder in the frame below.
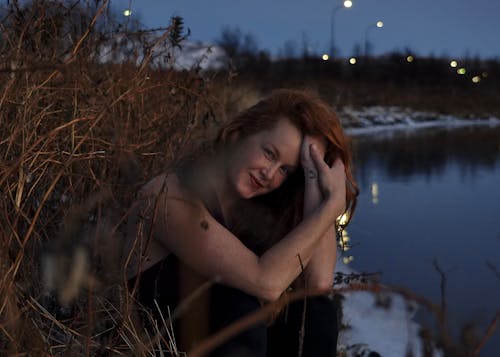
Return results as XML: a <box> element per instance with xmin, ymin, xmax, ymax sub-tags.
<box><xmin>156</xmin><ymin>173</ymin><xmax>209</xmax><ymax>227</ymax></box>
<box><xmin>139</xmin><ymin>173</ymin><xmax>182</xmax><ymax>198</ymax></box>
<box><xmin>123</xmin><ymin>172</ymin><xmax>203</xmax><ymax>277</ymax></box>
<box><xmin>135</xmin><ymin>172</ymin><xmax>209</xmax><ymax>239</ymax></box>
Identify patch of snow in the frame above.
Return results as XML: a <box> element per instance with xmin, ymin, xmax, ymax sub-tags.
<box><xmin>161</xmin><ymin>42</ymin><xmax>227</xmax><ymax>71</ymax></box>
<box><xmin>96</xmin><ymin>37</ymin><xmax>227</xmax><ymax>70</ymax></box>
<box><xmin>335</xmin><ymin>256</ymin><xmax>443</xmax><ymax>357</ymax></box>
<box><xmin>340</xmin><ymin>106</ymin><xmax>500</xmax><ymax>136</ymax></box>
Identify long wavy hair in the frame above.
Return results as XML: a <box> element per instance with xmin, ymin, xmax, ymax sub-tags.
<box><xmin>179</xmin><ymin>88</ymin><xmax>359</xmax><ymax>255</ymax></box>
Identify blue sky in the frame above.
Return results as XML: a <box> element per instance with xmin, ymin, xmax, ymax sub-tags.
<box><xmin>113</xmin><ymin>0</ymin><xmax>500</xmax><ymax>59</ymax></box>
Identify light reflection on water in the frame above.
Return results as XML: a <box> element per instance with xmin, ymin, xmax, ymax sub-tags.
<box><xmin>348</xmin><ymin>125</ymin><xmax>500</xmax><ymax>355</ymax></box>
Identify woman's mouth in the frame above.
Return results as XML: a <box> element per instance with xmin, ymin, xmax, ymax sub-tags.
<box><xmin>249</xmin><ymin>174</ymin><xmax>264</xmax><ymax>189</ymax></box>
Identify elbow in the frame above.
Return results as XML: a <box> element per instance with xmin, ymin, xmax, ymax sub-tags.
<box><xmin>256</xmin><ymin>277</ymin><xmax>285</xmax><ymax>302</ymax></box>
<box><xmin>306</xmin><ymin>275</ymin><xmax>334</xmax><ymax>292</ymax></box>
<box><xmin>260</xmin><ymin>288</ymin><xmax>283</xmax><ymax>302</ymax></box>
<box><xmin>310</xmin><ymin>280</ymin><xmax>333</xmax><ymax>292</ymax></box>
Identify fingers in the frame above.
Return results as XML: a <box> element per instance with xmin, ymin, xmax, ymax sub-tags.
<box><xmin>307</xmin><ymin>135</ymin><xmax>327</xmax><ymax>154</ymax></box>
<box><xmin>309</xmin><ymin>144</ymin><xmax>330</xmax><ymax>189</ymax></box>
<box><xmin>301</xmin><ymin>135</ymin><xmax>327</xmax><ymax>167</ymax></box>
<box><xmin>311</xmin><ymin>146</ymin><xmax>346</xmax><ymax>199</ymax></box>
<box><xmin>312</xmin><ymin>146</ymin><xmax>344</xmax><ymax>172</ymax></box>
<box><xmin>329</xmin><ymin>157</ymin><xmax>346</xmax><ymax>186</ymax></box>
<box><xmin>330</xmin><ymin>156</ymin><xmax>345</xmax><ymax>171</ymax></box>
<box><xmin>309</xmin><ymin>144</ymin><xmax>325</xmax><ymax>169</ymax></box>
<box><xmin>300</xmin><ymin>136</ymin><xmax>313</xmax><ymax>167</ymax></box>
<box><xmin>303</xmin><ymin>143</ymin><xmax>326</xmax><ymax>181</ymax></box>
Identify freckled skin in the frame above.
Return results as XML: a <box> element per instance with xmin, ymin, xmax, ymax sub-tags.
<box><xmin>200</xmin><ymin>220</ymin><xmax>209</xmax><ymax>230</ymax></box>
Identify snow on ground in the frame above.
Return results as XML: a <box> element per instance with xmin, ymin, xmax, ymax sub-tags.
<box><xmin>340</xmin><ymin>106</ymin><xmax>500</xmax><ymax>137</ymax></box>
<box><xmin>96</xmin><ymin>38</ymin><xmax>227</xmax><ymax>70</ymax></box>
<box><xmin>334</xmin><ymin>256</ymin><xmax>443</xmax><ymax>357</ymax></box>
<box><xmin>331</xmin><ymin>112</ymin><xmax>499</xmax><ymax>356</ymax></box>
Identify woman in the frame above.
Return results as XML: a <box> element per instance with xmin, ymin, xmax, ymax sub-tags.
<box><xmin>124</xmin><ymin>89</ymin><xmax>358</xmax><ymax>356</ymax></box>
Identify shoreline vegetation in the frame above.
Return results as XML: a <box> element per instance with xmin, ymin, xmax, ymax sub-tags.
<box><xmin>1</xmin><ymin>1</ymin><xmax>497</xmax><ymax>356</ymax></box>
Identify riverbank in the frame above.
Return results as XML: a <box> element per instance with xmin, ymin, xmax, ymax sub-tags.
<box><xmin>339</xmin><ymin>123</ymin><xmax>500</xmax><ymax>357</ymax></box>
<box><xmin>340</xmin><ymin>106</ymin><xmax>500</xmax><ymax>135</ymax></box>
<box><xmin>334</xmin><ymin>257</ymin><xmax>443</xmax><ymax>357</ymax></box>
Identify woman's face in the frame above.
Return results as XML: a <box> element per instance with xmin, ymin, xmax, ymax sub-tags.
<box><xmin>225</xmin><ymin>118</ymin><xmax>302</xmax><ymax>199</ymax></box>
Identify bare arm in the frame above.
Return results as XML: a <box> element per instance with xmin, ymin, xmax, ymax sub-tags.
<box><xmin>301</xmin><ymin>136</ymin><xmax>345</xmax><ymax>290</ymax></box>
<box><xmin>158</xmin><ymin>157</ymin><xmax>343</xmax><ymax>302</ymax></box>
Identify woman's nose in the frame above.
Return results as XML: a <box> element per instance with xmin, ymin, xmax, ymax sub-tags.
<box><xmin>260</xmin><ymin>164</ymin><xmax>278</xmax><ymax>182</ymax></box>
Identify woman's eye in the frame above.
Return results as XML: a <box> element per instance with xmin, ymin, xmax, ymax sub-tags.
<box><xmin>263</xmin><ymin>148</ymin><xmax>275</xmax><ymax>160</ymax></box>
<box><xmin>279</xmin><ymin>166</ymin><xmax>289</xmax><ymax>176</ymax></box>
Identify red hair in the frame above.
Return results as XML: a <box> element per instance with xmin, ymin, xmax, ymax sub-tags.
<box><xmin>216</xmin><ymin>89</ymin><xmax>359</xmax><ymax>253</ymax></box>
<box><xmin>218</xmin><ymin>89</ymin><xmax>358</xmax><ymax>214</ymax></box>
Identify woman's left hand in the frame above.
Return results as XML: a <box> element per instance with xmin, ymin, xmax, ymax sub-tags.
<box><xmin>301</xmin><ymin>135</ymin><xmax>346</xmax><ymax>216</ymax></box>
<box><xmin>301</xmin><ymin>135</ymin><xmax>327</xmax><ymax>178</ymax></box>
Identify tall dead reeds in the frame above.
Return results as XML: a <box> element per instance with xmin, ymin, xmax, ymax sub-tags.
<box><xmin>0</xmin><ymin>1</ymin><xmax>224</xmax><ymax>355</ymax></box>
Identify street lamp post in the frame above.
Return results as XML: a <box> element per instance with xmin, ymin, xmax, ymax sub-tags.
<box><xmin>364</xmin><ymin>20</ymin><xmax>384</xmax><ymax>57</ymax></box>
<box><xmin>330</xmin><ymin>0</ymin><xmax>353</xmax><ymax>58</ymax></box>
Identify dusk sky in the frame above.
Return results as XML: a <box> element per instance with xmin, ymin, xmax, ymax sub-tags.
<box><xmin>114</xmin><ymin>0</ymin><xmax>500</xmax><ymax>59</ymax></box>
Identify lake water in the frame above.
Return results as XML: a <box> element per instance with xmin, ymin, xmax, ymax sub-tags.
<box><xmin>346</xmin><ymin>125</ymin><xmax>500</xmax><ymax>355</ymax></box>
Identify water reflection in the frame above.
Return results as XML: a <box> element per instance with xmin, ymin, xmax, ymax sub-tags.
<box><xmin>352</xmin><ymin>126</ymin><xmax>500</xmax><ymax>188</ymax></box>
<box><xmin>337</xmin><ymin>212</ymin><xmax>354</xmax><ymax>264</ymax></box>
<box><xmin>348</xmin><ymin>125</ymin><xmax>500</xmax><ymax>355</ymax></box>
<box><xmin>370</xmin><ymin>182</ymin><xmax>379</xmax><ymax>204</ymax></box>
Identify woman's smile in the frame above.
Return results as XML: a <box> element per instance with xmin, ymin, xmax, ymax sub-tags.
<box><xmin>249</xmin><ymin>173</ymin><xmax>265</xmax><ymax>190</ymax></box>
<box><xmin>222</xmin><ymin>117</ymin><xmax>302</xmax><ymax>200</ymax></box>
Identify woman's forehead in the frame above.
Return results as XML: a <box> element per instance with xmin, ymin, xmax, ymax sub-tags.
<box><xmin>261</xmin><ymin>119</ymin><xmax>302</xmax><ymax>163</ymax></box>
<box><xmin>263</xmin><ymin>118</ymin><xmax>302</xmax><ymax>142</ymax></box>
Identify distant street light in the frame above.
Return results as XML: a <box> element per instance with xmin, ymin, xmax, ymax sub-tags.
<box><xmin>330</xmin><ymin>1</ymin><xmax>353</xmax><ymax>58</ymax></box>
<box><xmin>364</xmin><ymin>20</ymin><xmax>384</xmax><ymax>57</ymax></box>
<box><xmin>123</xmin><ymin>9</ymin><xmax>132</xmax><ymax>17</ymax></box>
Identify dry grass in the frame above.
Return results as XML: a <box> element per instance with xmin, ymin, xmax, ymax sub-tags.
<box><xmin>0</xmin><ymin>1</ymin><xmax>229</xmax><ymax>355</ymax></box>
